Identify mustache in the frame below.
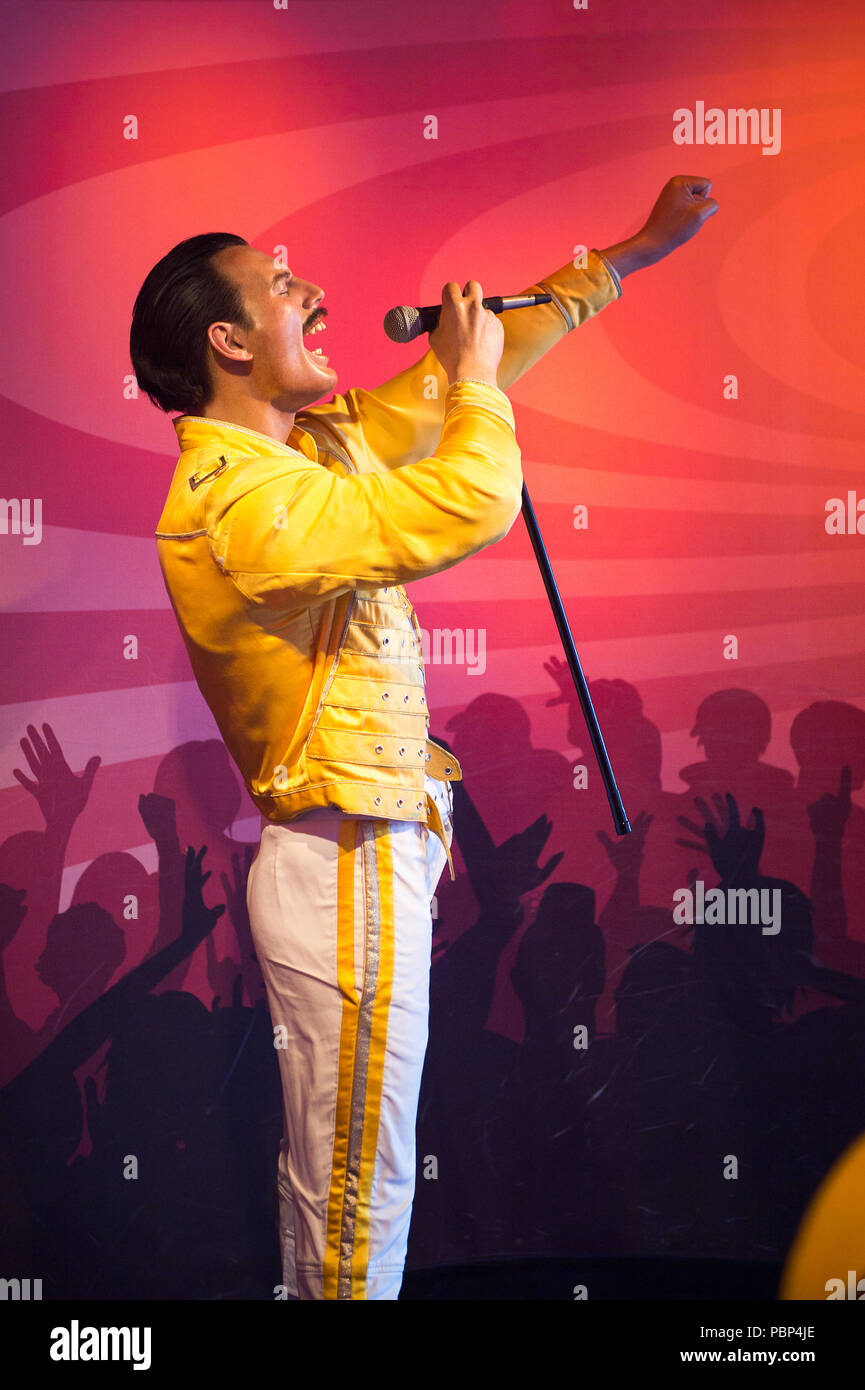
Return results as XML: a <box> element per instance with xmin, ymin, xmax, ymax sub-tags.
<box><xmin>303</xmin><ymin>307</ymin><xmax>328</xmax><ymax>333</ymax></box>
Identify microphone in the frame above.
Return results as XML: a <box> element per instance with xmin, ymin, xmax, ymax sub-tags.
<box><xmin>383</xmin><ymin>292</ymin><xmax>552</xmax><ymax>344</ymax></box>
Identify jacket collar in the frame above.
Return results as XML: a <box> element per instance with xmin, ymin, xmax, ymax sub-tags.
<box><xmin>173</xmin><ymin>414</ymin><xmax>319</xmax><ymax>464</ymax></box>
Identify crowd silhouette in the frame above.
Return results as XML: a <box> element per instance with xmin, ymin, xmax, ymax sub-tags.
<box><xmin>2</xmin><ymin>675</ymin><xmax>864</xmax><ymax>1298</ymax></box>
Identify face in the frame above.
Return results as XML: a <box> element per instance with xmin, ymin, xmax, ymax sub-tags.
<box><xmin>207</xmin><ymin>244</ymin><xmax>337</xmax><ymax>408</ymax></box>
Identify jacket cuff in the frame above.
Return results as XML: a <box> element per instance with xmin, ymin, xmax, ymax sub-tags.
<box><xmin>444</xmin><ymin>378</ymin><xmax>516</xmax><ymax>433</ymax></box>
<box><xmin>533</xmin><ymin>246</ymin><xmax>622</xmax><ymax>334</ymax></box>
<box><xmin>593</xmin><ymin>249</ymin><xmax>623</xmax><ymax>298</ymax></box>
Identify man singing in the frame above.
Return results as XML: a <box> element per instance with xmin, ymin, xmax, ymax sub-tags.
<box><xmin>130</xmin><ymin>174</ymin><xmax>716</xmax><ymax>1299</ymax></box>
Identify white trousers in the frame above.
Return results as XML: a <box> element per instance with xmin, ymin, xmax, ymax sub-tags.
<box><xmin>246</xmin><ymin>774</ymin><xmax>453</xmax><ymax>1300</ymax></box>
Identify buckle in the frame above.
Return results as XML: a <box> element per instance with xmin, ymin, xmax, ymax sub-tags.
<box><xmin>425</xmin><ymin>739</ymin><xmax>462</xmax><ymax>781</ymax></box>
<box><xmin>189</xmin><ymin>454</ymin><xmax>229</xmax><ymax>491</ymax></box>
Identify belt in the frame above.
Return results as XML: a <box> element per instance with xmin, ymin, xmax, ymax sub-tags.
<box><xmin>424</xmin><ymin>788</ymin><xmax>455</xmax><ymax>882</ymax></box>
<box><xmin>423</xmin><ymin>737</ymin><xmax>460</xmax><ymax>882</ymax></box>
<box><xmin>266</xmin><ymin>737</ymin><xmax>461</xmax><ymax>881</ymax></box>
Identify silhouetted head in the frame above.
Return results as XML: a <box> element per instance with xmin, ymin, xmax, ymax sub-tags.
<box><xmin>534</xmin><ymin>881</ymin><xmax>596</xmax><ymax>931</ymax></box>
<box><xmin>446</xmin><ymin>694</ymin><xmax>533</xmax><ymax>766</ymax></box>
<box><xmin>511</xmin><ymin>883</ymin><xmax>603</xmax><ymax>1035</ymax></box>
<box><xmin>578</xmin><ymin>679</ymin><xmax>663</xmax><ymax>788</ymax></box>
<box><xmin>450</xmin><ymin>689</ymin><xmax>531</xmax><ymax>745</ymax></box>
<box><xmin>635</xmin><ymin>905</ymin><xmax>684</xmax><ymax>946</ymax></box>
<box><xmin>790</xmin><ymin>701</ymin><xmax>865</xmax><ymax>789</ymax></box>
<box><xmin>0</xmin><ymin>831</ymin><xmax>44</xmax><ymax>895</ymax></box>
<box><xmin>37</xmin><ymin>903</ymin><xmax>126</xmax><ymax>1002</ymax></box>
<box><xmin>615</xmin><ymin>941</ymin><xmax>692</xmax><ymax>1038</ymax></box>
<box><xmin>72</xmin><ymin>852</ymin><xmax>155</xmax><ymax>931</ymax></box>
<box><xmin>154</xmin><ymin>740</ymin><xmax>242</xmax><ymax>831</ymax></box>
<box><xmin>690</xmin><ymin>689</ymin><xmax>772</xmax><ymax>765</ymax></box>
<box><xmin>590</xmin><ymin>679</ymin><xmax>644</xmax><ymax>722</ymax></box>
<box><xmin>103</xmin><ymin>992</ymin><xmax>217</xmax><ymax>1138</ymax></box>
<box><xmin>691</xmin><ymin>876</ymin><xmax>813</xmax><ymax>1023</ymax></box>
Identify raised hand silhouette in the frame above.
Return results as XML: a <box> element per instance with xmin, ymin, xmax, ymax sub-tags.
<box><xmin>182</xmin><ymin>845</ymin><xmax>225</xmax><ymax>946</ymax></box>
<box><xmin>474</xmin><ymin>814</ymin><xmax>564</xmax><ymax>917</ymax></box>
<box><xmin>807</xmin><ymin>765</ymin><xmax>852</xmax><ymax>844</ymax></box>
<box><xmin>138</xmin><ymin>792</ymin><xmax>178</xmax><ymax>847</ymax></box>
<box><xmin>677</xmin><ymin>792</ymin><xmax>764</xmax><ymax>884</ymax></box>
<box><xmin>13</xmin><ymin>723</ymin><xmax>100</xmax><ymax>829</ymax></box>
<box><xmin>542</xmin><ymin>653</ymin><xmax>572</xmax><ymax>708</ymax></box>
<box><xmin>598</xmin><ymin>810</ymin><xmax>653</xmax><ymax>872</ymax></box>
<box><xmin>220</xmin><ymin>845</ymin><xmax>255</xmax><ymax>938</ymax></box>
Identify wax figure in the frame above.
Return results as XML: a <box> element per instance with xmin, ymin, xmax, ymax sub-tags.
<box><xmin>130</xmin><ymin>174</ymin><xmax>716</xmax><ymax>1299</ymax></box>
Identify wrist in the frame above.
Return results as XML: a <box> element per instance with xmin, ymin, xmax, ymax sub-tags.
<box><xmin>812</xmin><ymin>835</ymin><xmax>843</xmax><ymax>853</ymax></box>
<box><xmin>448</xmin><ymin>368</ymin><xmax>500</xmax><ymax>390</ymax></box>
<box><xmin>597</xmin><ymin>234</ymin><xmax>662</xmax><ymax>282</ymax></box>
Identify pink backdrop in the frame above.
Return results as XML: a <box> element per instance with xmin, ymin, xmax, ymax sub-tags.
<box><xmin>1</xmin><ymin>0</ymin><xmax>863</xmax><ymax>1039</ymax></box>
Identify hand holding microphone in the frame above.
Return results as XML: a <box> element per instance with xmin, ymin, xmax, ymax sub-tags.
<box><xmin>423</xmin><ymin>280</ymin><xmax>507</xmax><ymax>389</ymax></box>
<box><xmin>385</xmin><ymin>283</ymin><xmax>551</xmax><ymax>342</ymax></box>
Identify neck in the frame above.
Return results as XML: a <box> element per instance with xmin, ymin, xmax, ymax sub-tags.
<box><xmin>200</xmin><ymin>394</ymin><xmax>296</xmax><ymax>445</ymax></box>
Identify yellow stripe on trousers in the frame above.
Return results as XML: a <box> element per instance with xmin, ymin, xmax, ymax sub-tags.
<box><xmin>323</xmin><ymin>818</ymin><xmax>395</xmax><ymax>1299</ymax></box>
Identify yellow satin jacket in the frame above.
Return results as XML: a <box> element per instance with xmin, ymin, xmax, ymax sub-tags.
<box><xmin>155</xmin><ymin>248</ymin><xmax>622</xmax><ymax>879</ymax></box>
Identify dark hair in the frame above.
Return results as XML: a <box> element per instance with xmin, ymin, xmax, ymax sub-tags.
<box><xmin>130</xmin><ymin>232</ymin><xmax>253</xmax><ymax>415</ymax></box>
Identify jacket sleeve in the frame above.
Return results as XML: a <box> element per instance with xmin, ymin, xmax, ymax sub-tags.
<box><xmin>209</xmin><ymin>380</ymin><xmax>523</xmax><ymax>608</ymax></box>
<box><xmin>300</xmin><ymin>247</ymin><xmax>622</xmax><ymax>474</ymax></box>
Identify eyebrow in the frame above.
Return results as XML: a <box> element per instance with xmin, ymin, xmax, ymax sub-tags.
<box><xmin>270</xmin><ymin>270</ymin><xmax>292</xmax><ymax>290</ymax></box>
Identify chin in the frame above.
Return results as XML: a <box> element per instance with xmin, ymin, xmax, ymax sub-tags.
<box><xmin>309</xmin><ymin>365</ymin><xmax>337</xmax><ymax>393</ymax></box>
<box><xmin>286</xmin><ymin>376</ymin><xmax>335</xmax><ymax>409</ymax></box>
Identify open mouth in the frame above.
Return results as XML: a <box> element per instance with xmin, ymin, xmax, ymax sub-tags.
<box><xmin>303</xmin><ymin>310</ymin><xmax>329</xmax><ymax>365</ymax></box>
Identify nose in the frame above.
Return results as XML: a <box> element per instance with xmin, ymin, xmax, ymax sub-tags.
<box><xmin>301</xmin><ymin>279</ymin><xmax>325</xmax><ymax>308</ymax></box>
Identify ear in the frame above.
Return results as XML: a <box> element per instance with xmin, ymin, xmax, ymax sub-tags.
<box><xmin>207</xmin><ymin>321</ymin><xmax>252</xmax><ymax>364</ymax></box>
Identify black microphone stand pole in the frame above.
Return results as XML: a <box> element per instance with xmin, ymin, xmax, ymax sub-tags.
<box><xmin>387</xmin><ymin>290</ymin><xmax>631</xmax><ymax>833</ymax></box>
<box><xmin>520</xmin><ymin>482</ymin><xmax>631</xmax><ymax>835</ymax></box>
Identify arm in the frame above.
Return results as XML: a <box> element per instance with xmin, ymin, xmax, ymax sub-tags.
<box><xmin>0</xmin><ymin>847</ymin><xmax>222</xmax><ymax>1093</ymax></box>
<box><xmin>807</xmin><ymin>767</ymin><xmax>851</xmax><ymax>948</ymax></box>
<box><xmin>596</xmin><ymin>811</ymin><xmax>654</xmax><ymax>938</ymax></box>
<box><xmin>210</xmin><ymin>380</ymin><xmax>522</xmax><ymax>607</ymax></box>
<box><xmin>12</xmin><ymin>723</ymin><xmax>100</xmax><ymax>940</ymax></box>
<box><xmin>137</xmin><ymin>793</ymin><xmax>183</xmax><ymax>955</ymax></box>
<box><xmin>431</xmin><ymin>806</ymin><xmax>563</xmax><ymax>1040</ymax></box>
<box><xmin>302</xmin><ymin>247</ymin><xmax>618</xmax><ymax>474</ymax></box>
<box><xmin>302</xmin><ymin>175</ymin><xmax>718</xmax><ymax>473</ymax></box>
<box><xmin>599</xmin><ymin>174</ymin><xmax>718</xmax><ymax>283</ymax></box>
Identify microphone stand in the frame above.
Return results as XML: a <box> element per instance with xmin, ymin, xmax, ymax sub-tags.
<box><xmin>388</xmin><ymin>291</ymin><xmax>631</xmax><ymax>833</ymax></box>
<box><xmin>520</xmin><ymin>482</ymin><xmax>631</xmax><ymax>835</ymax></box>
